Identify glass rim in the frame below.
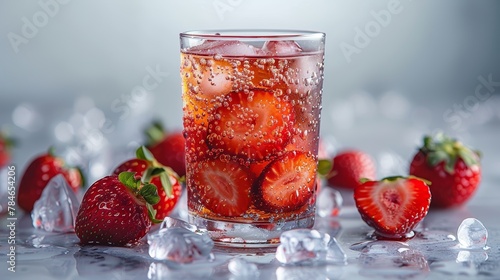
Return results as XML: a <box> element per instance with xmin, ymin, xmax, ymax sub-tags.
<box><xmin>180</xmin><ymin>29</ymin><xmax>325</xmax><ymax>40</ymax></box>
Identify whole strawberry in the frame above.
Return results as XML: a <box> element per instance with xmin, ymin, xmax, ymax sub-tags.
<box><xmin>75</xmin><ymin>172</ymin><xmax>160</xmax><ymax>246</ymax></box>
<box><xmin>0</xmin><ymin>132</ymin><xmax>15</xmax><ymax>168</ymax></box>
<box><xmin>18</xmin><ymin>148</ymin><xmax>82</xmax><ymax>212</ymax></box>
<box><xmin>327</xmin><ymin>150</ymin><xmax>376</xmax><ymax>189</ymax></box>
<box><xmin>409</xmin><ymin>134</ymin><xmax>481</xmax><ymax>208</ymax></box>
<box><xmin>113</xmin><ymin>146</ymin><xmax>182</xmax><ymax>220</ymax></box>
<box><xmin>354</xmin><ymin>176</ymin><xmax>431</xmax><ymax>239</ymax></box>
<box><xmin>145</xmin><ymin>121</ymin><xmax>186</xmax><ymax>177</ymax></box>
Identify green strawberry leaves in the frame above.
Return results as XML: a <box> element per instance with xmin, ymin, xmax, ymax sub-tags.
<box><xmin>119</xmin><ymin>171</ymin><xmax>140</xmax><ymax>190</ymax></box>
<box><xmin>144</xmin><ymin>120</ymin><xmax>166</xmax><ymax>146</ymax></box>
<box><xmin>118</xmin><ymin>171</ymin><xmax>161</xmax><ymax>223</ymax></box>
<box><xmin>317</xmin><ymin>159</ymin><xmax>333</xmax><ymax>177</ymax></box>
<box><xmin>421</xmin><ymin>133</ymin><xmax>480</xmax><ymax>174</ymax></box>
<box><xmin>136</xmin><ymin>145</ymin><xmax>156</xmax><ymax>162</ymax></box>
<box><xmin>139</xmin><ymin>184</ymin><xmax>161</xmax><ymax>205</ymax></box>
<box><xmin>135</xmin><ymin>145</ymin><xmax>178</xmax><ymax>198</ymax></box>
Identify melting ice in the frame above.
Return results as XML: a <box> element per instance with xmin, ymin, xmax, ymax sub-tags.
<box><xmin>275</xmin><ymin>229</ymin><xmax>346</xmax><ymax>265</ymax></box>
<box><xmin>317</xmin><ymin>187</ymin><xmax>343</xmax><ymax>217</ymax></box>
<box><xmin>148</xmin><ymin>219</ymin><xmax>214</xmax><ymax>264</ymax></box>
<box><xmin>228</xmin><ymin>258</ymin><xmax>260</xmax><ymax>278</ymax></box>
<box><xmin>31</xmin><ymin>174</ymin><xmax>80</xmax><ymax>233</ymax></box>
<box><xmin>457</xmin><ymin>218</ymin><xmax>488</xmax><ymax>249</ymax></box>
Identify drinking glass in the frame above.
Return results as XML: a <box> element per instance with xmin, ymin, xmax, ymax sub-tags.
<box><xmin>180</xmin><ymin>30</ymin><xmax>325</xmax><ymax>247</ymax></box>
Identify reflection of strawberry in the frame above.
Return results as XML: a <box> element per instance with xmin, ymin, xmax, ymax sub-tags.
<box><xmin>18</xmin><ymin>148</ymin><xmax>83</xmax><ymax>212</ymax></box>
<box><xmin>409</xmin><ymin>134</ymin><xmax>481</xmax><ymax>208</ymax></box>
<box><xmin>354</xmin><ymin>176</ymin><xmax>431</xmax><ymax>239</ymax></box>
<box><xmin>190</xmin><ymin>159</ymin><xmax>252</xmax><ymax>217</ymax></box>
<box><xmin>253</xmin><ymin>151</ymin><xmax>317</xmax><ymax>212</ymax></box>
<box><xmin>145</xmin><ymin>121</ymin><xmax>186</xmax><ymax>177</ymax></box>
<box><xmin>207</xmin><ymin>89</ymin><xmax>294</xmax><ymax>161</ymax></box>
<box><xmin>327</xmin><ymin>150</ymin><xmax>376</xmax><ymax>190</ymax></box>
<box><xmin>75</xmin><ymin>172</ymin><xmax>160</xmax><ymax>246</ymax></box>
<box><xmin>0</xmin><ymin>132</ymin><xmax>15</xmax><ymax>168</ymax></box>
<box><xmin>113</xmin><ymin>146</ymin><xmax>182</xmax><ymax>220</ymax></box>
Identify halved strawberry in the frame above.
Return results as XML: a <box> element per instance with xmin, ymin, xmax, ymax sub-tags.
<box><xmin>252</xmin><ymin>151</ymin><xmax>317</xmax><ymax>213</ymax></box>
<box><xmin>207</xmin><ymin>89</ymin><xmax>294</xmax><ymax>161</ymax></box>
<box><xmin>354</xmin><ymin>176</ymin><xmax>431</xmax><ymax>239</ymax></box>
<box><xmin>190</xmin><ymin>159</ymin><xmax>253</xmax><ymax>217</ymax></box>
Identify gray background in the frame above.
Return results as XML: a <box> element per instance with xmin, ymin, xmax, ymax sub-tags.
<box><xmin>1</xmin><ymin>0</ymin><xmax>499</xmax><ymax>178</ymax></box>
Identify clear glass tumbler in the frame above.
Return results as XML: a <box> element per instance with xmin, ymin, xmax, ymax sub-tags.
<box><xmin>180</xmin><ymin>30</ymin><xmax>325</xmax><ymax>247</ymax></box>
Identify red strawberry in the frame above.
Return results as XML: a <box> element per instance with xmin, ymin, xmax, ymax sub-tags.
<box><xmin>75</xmin><ymin>172</ymin><xmax>160</xmax><ymax>246</ymax></box>
<box><xmin>409</xmin><ymin>134</ymin><xmax>481</xmax><ymax>208</ymax></box>
<box><xmin>207</xmin><ymin>89</ymin><xmax>294</xmax><ymax>161</ymax></box>
<box><xmin>253</xmin><ymin>151</ymin><xmax>317</xmax><ymax>212</ymax></box>
<box><xmin>190</xmin><ymin>159</ymin><xmax>253</xmax><ymax>217</ymax></box>
<box><xmin>0</xmin><ymin>132</ymin><xmax>15</xmax><ymax>168</ymax></box>
<box><xmin>327</xmin><ymin>150</ymin><xmax>376</xmax><ymax>189</ymax></box>
<box><xmin>113</xmin><ymin>146</ymin><xmax>182</xmax><ymax>220</ymax></box>
<box><xmin>18</xmin><ymin>148</ymin><xmax>82</xmax><ymax>212</ymax></box>
<box><xmin>145</xmin><ymin>121</ymin><xmax>186</xmax><ymax>177</ymax></box>
<box><xmin>354</xmin><ymin>176</ymin><xmax>431</xmax><ymax>239</ymax></box>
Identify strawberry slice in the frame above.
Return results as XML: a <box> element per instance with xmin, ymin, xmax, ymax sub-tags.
<box><xmin>190</xmin><ymin>159</ymin><xmax>253</xmax><ymax>217</ymax></box>
<box><xmin>252</xmin><ymin>151</ymin><xmax>317</xmax><ymax>212</ymax></box>
<box><xmin>207</xmin><ymin>89</ymin><xmax>294</xmax><ymax>161</ymax></box>
<box><xmin>354</xmin><ymin>176</ymin><xmax>431</xmax><ymax>239</ymax></box>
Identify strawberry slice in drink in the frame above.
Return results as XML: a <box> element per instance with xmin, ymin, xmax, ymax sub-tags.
<box><xmin>207</xmin><ymin>89</ymin><xmax>294</xmax><ymax>161</ymax></box>
<box><xmin>252</xmin><ymin>151</ymin><xmax>317</xmax><ymax>213</ymax></box>
<box><xmin>190</xmin><ymin>159</ymin><xmax>253</xmax><ymax>217</ymax></box>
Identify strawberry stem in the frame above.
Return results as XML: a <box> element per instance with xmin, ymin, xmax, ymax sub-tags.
<box><xmin>119</xmin><ymin>172</ymin><xmax>140</xmax><ymax>192</ymax></box>
<box><xmin>136</xmin><ymin>146</ymin><xmax>156</xmax><ymax>163</ymax></box>
<box><xmin>0</xmin><ymin>132</ymin><xmax>17</xmax><ymax>149</ymax></box>
<box><xmin>146</xmin><ymin>204</ymin><xmax>163</xmax><ymax>224</ymax></box>
<box><xmin>139</xmin><ymin>183</ymin><xmax>160</xmax><ymax>205</ymax></box>
<box><xmin>420</xmin><ymin>133</ymin><xmax>480</xmax><ymax>175</ymax></box>
<box><xmin>145</xmin><ymin>120</ymin><xmax>166</xmax><ymax>146</ymax></box>
<box><xmin>317</xmin><ymin>159</ymin><xmax>333</xmax><ymax>177</ymax></box>
<box><xmin>160</xmin><ymin>172</ymin><xmax>173</xmax><ymax>197</ymax></box>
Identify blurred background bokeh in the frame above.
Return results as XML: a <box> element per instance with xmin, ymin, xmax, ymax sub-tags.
<box><xmin>1</xmin><ymin>0</ymin><xmax>499</xmax><ymax>184</ymax></box>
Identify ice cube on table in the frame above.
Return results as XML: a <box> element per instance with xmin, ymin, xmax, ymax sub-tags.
<box><xmin>276</xmin><ymin>229</ymin><xmax>346</xmax><ymax>265</ymax></box>
<box><xmin>148</xmin><ymin>227</ymin><xmax>214</xmax><ymax>264</ymax></box>
<box><xmin>228</xmin><ymin>258</ymin><xmax>260</xmax><ymax>278</ymax></box>
<box><xmin>159</xmin><ymin>216</ymin><xmax>200</xmax><ymax>233</ymax></box>
<box><xmin>325</xmin><ymin>236</ymin><xmax>347</xmax><ymax>265</ymax></box>
<box><xmin>31</xmin><ymin>174</ymin><xmax>80</xmax><ymax>233</ymax></box>
<box><xmin>457</xmin><ymin>218</ymin><xmax>488</xmax><ymax>249</ymax></box>
<box><xmin>317</xmin><ymin>187</ymin><xmax>343</xmax><ymax>217</ymax></box>
<box><xmin>262</xmin><ymin>41</ymin><xmax>302</xmax><ymax>55</ymax></box>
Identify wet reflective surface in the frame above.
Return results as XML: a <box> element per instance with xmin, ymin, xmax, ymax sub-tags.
<box><xmin>1</xmin><ymin>194</ymin><xmax>499</xmax><ymax>279</ymax></box>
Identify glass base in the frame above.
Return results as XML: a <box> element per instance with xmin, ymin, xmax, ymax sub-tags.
<box><xmin>188</xmin><ymin>214</ymin><xmax>315</xmax><ymax>248</ymax></box>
